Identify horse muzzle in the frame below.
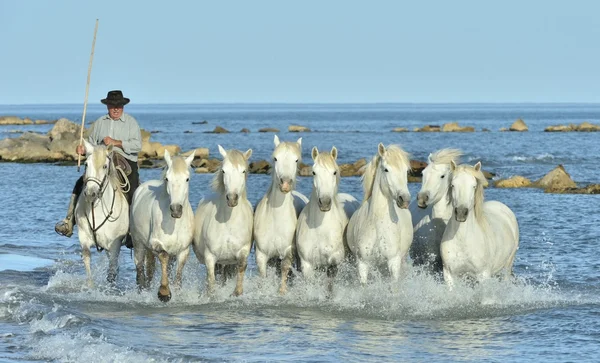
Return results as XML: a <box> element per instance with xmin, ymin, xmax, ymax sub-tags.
<box><xmin>279</xmin><ymin>178</ymin><xmax>292</xmax><ymax>193</ymax></box>
<box><xmin>318</xmin><ymin>197</ymin><xmax>332</xmax><ymax>212</ymax></box>
<box><xmin>454</xmin><ymin>207</ymin><xmax>468</xmax><ymax>222</ymax></box>
<box><xmin>226</xmin><ymin>193</ymin><xmax>239</xmax><ymax>208</ymax></box>
<box><xmin>396</xmin><ymin>195</ymin><xmax>410</xmax><ymax>209</ymax></box>
<box><xmin>170</xmin><ymin>204</ymin><xmax>183</xmax><ymax>218</ymax></box>
<box><xmin>417</xmin><ymin>192</ymin><xmax>428</xmax><ymax>209</ymax></box>
<box><xmin>84</xmin><ymin>189</ymin><xmax>99</xmax><ymax>202</ymax></box>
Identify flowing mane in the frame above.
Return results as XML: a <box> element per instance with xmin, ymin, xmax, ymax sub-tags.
<box><xmin>453</xmin><ymin>164</ymin><xmax>487</xmax><ymax>226</ymax></box>
<box><xmin>211</xmin><ymin>149</ymin><xmax>249</xmax><ymax>197</ymax></box>
<box><xmin>429</xmin><ymin>148</ymin><xmax>462</xmax><ymax>166</ymax></box>
<box><xmin>361</xmin><ymin>144</ymin><xmax>411</xmax><ymax>203</ymax></box>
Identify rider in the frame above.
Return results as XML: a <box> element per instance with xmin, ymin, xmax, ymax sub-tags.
<box><xmin>54</xmin><ymin>90</ymin><xmax>142</xmax><ymax>248</ymax></box>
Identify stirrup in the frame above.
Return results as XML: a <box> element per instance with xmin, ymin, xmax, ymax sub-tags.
<box><xmin>54</xmin><ymin>220</ymin><xmax>73</xmax><ymax>238</ymax></box>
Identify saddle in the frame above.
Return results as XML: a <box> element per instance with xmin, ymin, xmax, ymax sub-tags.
<box><xmin>112</xmin><ymin>152</ymin><xmax>131</xmax><ymax>183</ymax></box>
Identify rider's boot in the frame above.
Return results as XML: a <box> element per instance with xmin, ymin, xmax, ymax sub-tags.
<box><xmin>54</xmin><ymin>193</ymin><xmax>78</xmax><ymax>237</ymax></box>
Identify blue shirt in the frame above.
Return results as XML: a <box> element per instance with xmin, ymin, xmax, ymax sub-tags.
<box><xmin>88</xmin><ymin>113</ymin><xmax>142</xmax><ymax>162</ymax></box>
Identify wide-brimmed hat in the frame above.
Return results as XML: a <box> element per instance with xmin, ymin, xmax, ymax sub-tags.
<box><xmin>101</xmin><ymin>90</ymin><xmax>130</xmax><ymax>106</ymax></box>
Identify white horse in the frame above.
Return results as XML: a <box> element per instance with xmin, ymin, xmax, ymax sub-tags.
<box><xmin>253</xmin><ymin>135</ymin><xmax>308</xmax><ymax>294</ymax></box>
<box><xmin>193</xmin><ymin>145</ymin><xmax>254</xmax><ymax>296</ymax></box>
<box><xmin>347</xmin><ymin>143</ymin><xmax>413</xmax><ymax>284</ymax></box>
<box><xmin>130</xmin><ymin>150</ymin><xmax>195</xmax><ymax>302</ymax></box>
<box><xmin>440</xmin><ymin>161</ymin><xmax>519</xmax><ymax>287</ymax></box>
<box><xmin>75</xmin><ymin>140</ymin><xmax>129</xmax><ymax>287</ymax></box>
<box><xmin>409</xmin><ymin>148</ymin><xmax>462</xmax><ymax>272</ymax></box>
<box><xmin>296</xmin><ymin>146</ymin><xmax>359</xmax><ymax>292</ymax></box>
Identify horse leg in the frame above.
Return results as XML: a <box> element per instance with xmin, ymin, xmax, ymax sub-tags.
<box><xmin>82</xmin><ymin>248</ymin><xmax>93</xmax><ymax>288</ymax></box>
<box><xmin>357</xmin><ymin>259</ymin><xmax>369</xmax><ymax>285</ymax></box>
<box><xmin>326</xmin><ymin>264</ymin><xmax>338</xmax><ymax>297</ymax></box>
<box><xmin>145</xmin><ymin>249</ymin><xmax>156</xmax><ymax>286</ymax></box>
<box><xmin>279</xmin><ymin>250</ymin><xmax>293</xmax><ymax>295</ymax></box>
<box><xmin>133</xmin><ymin>244</ymin><xmax>146</xmax><ymax>290</ymax></box>
<box><xmin>503</xmin><ymin>251</ymin><xmax>517</xmax><ymax>281</ymax></box>
<box><xmin>255</xmin><ymin>248</ymin><xmax>268</xmax><ymax>278</ymax></box>
<box><xmin>167</xmin><ymin>255</ymin><xmax>176</xmax><ymax>279</ymax></box>
<box><xmin>443</xmin><ymin>266</ymin><xmax>455</xmax><ymax>290</ymax></box>
<box><xmin>300</xmin><ymin>259</ymin><xmax>314</xmax><ymax>279</ymax></box>
<box><xmin>233</xmin><ymin>258</ymin><xmax>248</xmax><ymax>297</ymax></box>
<box><xmin>388</xmin><ymin>256</ymin><xmax>402</xmax><ymax>282</ymax></box>
<box><xmin>157</xmin><ymin>251</ymin><xmax>171</xmax><ymax>302</ymax></box>
<box><xmin>107</xmin><ymin>242</ymin><xmax>121</xmax><ymax>285</ymax></box>
<box><xmin>174</xmin><ymin>247</ymin><xmax>190</xmax><ymax>289</ymax></box>
<box><xmin>205</xmin><ymin>254</ymin><xmax>216</xmax><ymax>295</ymax></box>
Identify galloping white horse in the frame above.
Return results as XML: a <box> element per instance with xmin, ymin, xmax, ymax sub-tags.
<box><xmin>254</xmin><ymin>135</ymin><xmax>308</xmax><ymax>294</ymax></box>
<box><xmin>409</xmin><ymin>149</ymin><xmax>462</xmax><ymax>272</ymax></box>
<box><xmin>347</xmin><ymin>143</ymin><xmax>413</xmax><ymax>284</ymax></box>
<box><xmin>75</xmin><ymin>140</ymin><xmax>129</xmax><ymax>287</ymax></box>
<box><xmin>440</xmin><ymin>161</ymin><xmax>519</xmax><ymax>287</ymax></box>
<box><xmin>296</xmin><ymin>146</ymin><xmax>359</xmax><ymax>292</ymax></box>
<box><xmin>130</xmin><ymin>150</ymin><xmax>195</xmax><ymax>302</ymax></box>
<box><xmin>193</xmin><ymin>145</ymin><xmax>254</xmax><ymax>296</ymax></box>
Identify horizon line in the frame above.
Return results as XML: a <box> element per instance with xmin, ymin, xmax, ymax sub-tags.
<box><xmin>2</xmin><ymin>101</ymin><xmax>600</xmax><ymax>106</ymax></box>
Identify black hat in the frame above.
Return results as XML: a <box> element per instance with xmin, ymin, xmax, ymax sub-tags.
<box><xmin>101</xmin><ymin>90</ymin><xmax>130</xmax><ymax>106</ymax></box>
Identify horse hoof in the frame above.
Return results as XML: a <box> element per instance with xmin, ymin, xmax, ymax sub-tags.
<box><xmin>232</xmin><ymin>289</ymin><xmax>243</xmax><ymax>297</ymax></box>
<box><xmin>158</xmin><ymin>291</ymin><xmax>172</xmax><ymax>302</ymax></box>
<box><xmin>278</xmin><ymin>287</ymin><xmax>287</xmax><ymax>295</ymax></box>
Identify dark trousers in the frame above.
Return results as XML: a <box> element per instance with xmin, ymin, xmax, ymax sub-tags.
<box><xmin>72</xmin><ymin>158</ymin><xmax>139</xmax><ymax>209</ymax></box>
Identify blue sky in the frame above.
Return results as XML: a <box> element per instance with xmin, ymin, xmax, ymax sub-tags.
<box><xmin>1</xmin><ymin>0</ymin><xmax>600</xmax><ymax>104</ymax></box>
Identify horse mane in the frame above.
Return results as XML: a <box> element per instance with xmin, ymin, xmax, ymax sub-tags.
<box><xmin>430</xmin><ymin>148</ymin><xmax>462</xmax><ymax>166</ymax></box>
<box><xmin>360</xmin><ymin>144</ymin><xmax>411</xmax><ymax>203</ymax></box>
<box><xmin>161</xmin><ymin>156</ymin><xmax>189</xmax><ymax>179</ymax></box>
<box><xmin>454</xmin><ymin>164</ymin><xmax>487</xmax><ymax>226</ymax></box>
<box><xmin>90</xmin><ymin>146</ymin><xmax>125</xmax><ymax>196</ymax></box>
<box><xmin>211</xmin><ymin>149</ymin><xmax>249</xmax><ymax>198</ymax></box>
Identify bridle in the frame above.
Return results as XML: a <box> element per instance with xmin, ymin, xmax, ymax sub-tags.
<box><xmin>83</xmin><ymin>155</ymin><xmax>118</xmax><ymax>252</ymax></box>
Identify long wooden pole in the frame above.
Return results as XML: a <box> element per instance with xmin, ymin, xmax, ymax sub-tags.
<box><xmin>77</xmin><ymin>19</ymin><xmax>99</xmax><ymax>172</ymax></box>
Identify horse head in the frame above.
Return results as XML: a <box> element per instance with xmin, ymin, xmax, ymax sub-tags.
<box><xmin>311</xmin><ymin>146</ymin><xmax>339</xmax><ymax>212</ymax></box>
<box><xmin>83</xmin><ymin>139</ymin><xmax>112</xmax><ymax>203</ymax></box>
<box><xmin>163</xmin><ymin>150</ymin><xmax>195</xmax><ymax>218</ymax></box>
<box><xmin>417</xmin><ymin>149</ymin><xmax>462</xmax><ymax>209</ymax></box>
<box><xmin>272</xmin><ymin>135</ymin><xmax>302</xmax><ymax>193</ymax></box>
<box><xmin>216</xmin><ymin>145</ymin><xmax>252</xmax><ymax>208</ymax></box>
<box><xmin>450</xmin><ymin>161</ymin><xmax>485</xmax><ymax>222</ymax></box>
<box><xmin>376</xmin><ymin>143</ymin><xmax>411</xmax><ymax>209</ymax></box>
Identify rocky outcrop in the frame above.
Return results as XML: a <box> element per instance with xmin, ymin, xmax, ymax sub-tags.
<box><xmin>258</xmin><ymin>128</ymin><xmax>280</xmax><ymax>133</ymax></box>
<box><xmin>534</xmin><ymin>165</ymin><xmax>577</xmax><ymax>190</ymax></box>
<box><xmin>288</xmin><ymin>125</ymin><xmax>311</xmax><ymax>132</ymax></box>
<box><xmin>205</xmin><ymin>126</ymin><xmax>229</xmax><ymax>134</ymax></box>
<box><xmin>494</xmin><ymin>176</ymin><xmax>532</xmax><ymax>188</ymax></box>
<box><xmin>546</xmin><ymin>184</ymin><xmax>600</xmax><ymax>194</ymax></box>
<box><xmin>545</xmin><ymin>122</ymin><xmax>600</xmax><ymax>132</ymax></box>
<box><xmin>240</xmin><ymin>128</ymin><xmax>250</xmax><ymax>133</ymax></box>
<box><xmin>392</xmin><ymin>127</ymin><xmax>409</xmax><ymax>132</ymax></box>
<box><xmin>509</xmin><ymin>118</ymin><xmax>528</xmax><ymax>131</ymax></box>
<box><xmin>0</xmin><ymin>116</ymin><xmax>56</xmax><ymax>125</ymax></box>
<box><xmin>442</xmin><ymin>122</ymin><xmax>475</xmax><ymax>132</ymax></box>
<box><xmin>414</xmin><ymin>125</ymin><xmax>441</xmax><ymax>132</ymax></box>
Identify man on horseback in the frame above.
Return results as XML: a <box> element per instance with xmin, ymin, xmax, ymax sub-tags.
<box><xmin>54</xmin><ymin>90</ymin><xmax>142</xmax><ymax>248</ymax></box>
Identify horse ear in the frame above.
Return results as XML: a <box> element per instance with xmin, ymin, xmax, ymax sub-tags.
<box><xmin>164</xmin><ymin>149</ymin><xmax>172</xmax><ymax>167</ymax></box>
<box><xmin>185</xmin><ymin>150</ymin><xmax>195</xmax><ymax>166</ymax></box>
<box><xmin>428</xmin><ymin>153</ymin><xmax>433</xmax><ymax>164</ymax></box>
<box><xmin>450</xmin><ymin>160</ymin><xmax>457</xmax><ymax>171</ymax></box>
<box><xmin>378</xmin><ymin>143</ymin><xmax>386</xmax><ymax>157</ymax></box>
<box><xmin>243</xmin><ymin>149</ymin><xmax>253</xmax><ymax>161</ymax></box>
<box><xmin>331</xmin><ymin>146</ymin><xmax>338</xmax><ymax>160</ymax></box>
<box><xmin>312</xmin><ymin>146</ymin><xmax>319</xmax><ymax>161</ymax></box>
<box><xmin>83</xmin><ymin>139</ymin><xmax>94</xmax><ymax>155</ymax></box>
<box><xmin>474</xmin><ymin>161</ymin><xmax>482</xmax><ymax>171</ymax></box>
<box><xmin>107</xmin><ymin>144</ymin><xmax>114</xmax><ymax>154</ymax></box>
<box><xmin>297</xmin><ymin>137</ymin><xmax>302</xmax><ymax>147</ymax></box>
<box><xmin>218</xmin><ymin>145</ymin><xmax>227</xmax><ymax>159</ymax></box>
<box><xmin>274</xmin><ymin>135</ymin><xmax>280</xmax><ymax>147</ymax></box>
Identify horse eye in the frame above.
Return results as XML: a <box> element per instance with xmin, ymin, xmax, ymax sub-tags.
<box><xmin>312</xmin><ymin>171</ymin><xmax>316</xmax><ymax>176</ymax></box>
<box><xmin>103</xmin><ymin>164</ymin><xmax>108</xmax><ymax>169</ymax></box>
<box><xmin>186</xmin><ymin>178</ymin><xmax>189</xmax><ymax>182</ymax></box>
<box><xmin>165</xmin><ymin>177</ymin><xmax>169</xmax><ymax>182</ymax></box>
<box><xmin>334</xmin><ymin>171</ymin><xmax>337</xmax><ymax>175</ymax></box>
<box><xmin>274</xmin><ymin>157</ymin><xmax>278</xmax><ymax>162</ymax></box>
<box><xmin>295</xmin><ymin>159</ymin><xmax>298</xmax><ymax>163</ymax></box>
<box><xmin>243</xmin><ymin>170</ymin><xmax>246</xmax><ymax>174</ymax></box>
<box><xmin>441</xmin><ymin>175</ymin><xmax>445</xmax><ymax>179</ymax></box>
<box><xmin>222</xmin><ymin>170</ymin><xmax>225</xmax><ymax>174</ymax></box>
<box><xmin>384</xmin><ymin>168</ymin><xmax>389</xmax><ymax>172</ymax></box>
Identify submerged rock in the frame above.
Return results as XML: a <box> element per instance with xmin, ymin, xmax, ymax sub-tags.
<box><xmin>494</xmin><ymin>176</ymin><xmax>532</xmax><ymax>188</ymax></box>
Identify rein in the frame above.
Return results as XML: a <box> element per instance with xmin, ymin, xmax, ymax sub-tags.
<box><xmin>83</xmin><ymin>156</ymin><xmax>119</xmax><ymax>252</ymax></box>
